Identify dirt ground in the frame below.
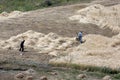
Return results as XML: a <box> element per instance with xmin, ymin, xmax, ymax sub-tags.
<box><xmin>0</xmin><ymin>68</ymin><xmax>107</xmax><ymax>80</ymax></box>
<box><xmin>0</xmin><ymin>3</ymin><xmax>118</xmax><ymax>40</ymax></box>
<box><xmin>0</xmin><ymin>49</ymin><xmax>108</xmax><ymax>80</ymax></box>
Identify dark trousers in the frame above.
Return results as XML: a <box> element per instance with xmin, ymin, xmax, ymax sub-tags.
<box><xmin>19</xmin><ymin>46</ymin><xmax>24</xmax><ymax>52</ymax></box>
<box><xmin>79</xmin><ymin>36</ymin><xmax>82</xmax><ymax>43</ymax></box>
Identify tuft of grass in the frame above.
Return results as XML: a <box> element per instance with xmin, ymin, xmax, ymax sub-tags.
<box><xmin>114</xmin><ymin>73</ymin><xmax>120</xmax><ymax>79</ymax></box>
<box><xmin>49</xmin><ymin>62</ymin><xmax>120</xmax><ymax>74</ymax></box>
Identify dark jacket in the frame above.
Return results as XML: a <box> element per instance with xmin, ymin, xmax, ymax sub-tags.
<box><xmin>20</xmin><ymin>40</ymin><xmax>25</xmax><ymax>47</ymax></box>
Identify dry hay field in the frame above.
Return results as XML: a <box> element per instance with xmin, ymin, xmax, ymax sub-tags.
<box><xmin>0</xmin><ymin>0</ymin><xmax>120</xmax><ymax>80</ymax></box>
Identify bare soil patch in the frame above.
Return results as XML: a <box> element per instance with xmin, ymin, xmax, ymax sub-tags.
<box><xmin>0</xmin><ymin>4</ymin><xmax>117</xmax><ymax>40</ymax></box>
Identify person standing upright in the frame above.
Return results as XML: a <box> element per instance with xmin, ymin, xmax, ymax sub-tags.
<box><xmin>19</xmin><ymin>40</ymin><xmax>25</xmax><ymax>52</ymax></box>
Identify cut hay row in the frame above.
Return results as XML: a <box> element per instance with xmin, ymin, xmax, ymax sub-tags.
<box><xmin>0</xmin><ymin>30</ymin><xmax>120</xmax><ymax>69</ymax></box>
<box><xmin>69</xmin><ymin>4</ymin><xmax>120</xmax><ymax>32</ymax></box>
<box><xmin>0</xmin><ymin>11</ymin><xmax>26</xmax><ymax>21</ymax></box>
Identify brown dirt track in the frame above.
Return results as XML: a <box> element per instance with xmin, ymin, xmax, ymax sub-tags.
<box><xmin>0</xmin><ymin>3</ymin><xmax>117</xmax><ymax>40</ymax></box>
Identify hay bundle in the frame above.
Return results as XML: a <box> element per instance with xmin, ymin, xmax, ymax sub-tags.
<box><xmin>0</xmin><ymin>30</ymin><xmax>75</xmax><ymax>53</ymax></box>
<box><xmin>110</xmin><ymin>33</ymin><xmax>120</xmax><ymax>47</ymax></box>
<box><xmin>14</xmin><ymin>72</ymin><xmax>25</xmax><ymax>79</ymax></box>
<box><xmin>102</xmin><ymin>75</ymin><xmax>111</xmax><ymax>80</ymax></box>
<box><xmin>69</xmin><ymin>4</ymin><xmax>120</xmax><ymax>32</ymax></box>
<box><xmin>25</xmin><ymin>76</ymin><xmax>33</xmax><ymax>80</ymax></box>
<box><xmin>46</xmin><ymin>32</ymin><xmax>59</xmax><ymax>39</ymax></box>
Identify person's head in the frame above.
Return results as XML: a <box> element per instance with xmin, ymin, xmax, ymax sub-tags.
<box><xmin>23</xmin><ymin>40</ymin><xmax>25</xmax><ymax>42</ymax></box>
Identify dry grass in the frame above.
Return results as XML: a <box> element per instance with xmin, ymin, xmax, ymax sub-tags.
<box><xmin>0</xmin><ymin>11</ymin><xmax>25</xmax><ymax>21</ymax></box>
<box><xmin>1</xmin><ymin>30</ymin><xmax>120</xmax><ymax>69</ymax></box>
<box><xmin>69</xmin><ymin>4</ymin><xmax>120</xmax><ymax>32</ymax></box>
<box><xmin>0</xmin><ymin>2</ymin><xmax>120</xmax><ymax>80</ymax></box>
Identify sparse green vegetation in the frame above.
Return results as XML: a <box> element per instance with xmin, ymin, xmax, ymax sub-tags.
<box><xmin>0</xmin><ymin>0</ymin><xmax>93</xmax><ymax>13</ymax></box>
<box><xmin>49</xmin><ymin>62</ymin><xmax>120</xmax><ymax>74</ymax></box>
<box><xmin>1</xmin><ymin>58</ymin><xmax>120</xmax><ymax>80</ymax></box>
<box><xmin>50</xmin><ymin>62</ymin><xmax>120</xmax><ymax>79</ymax></box>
